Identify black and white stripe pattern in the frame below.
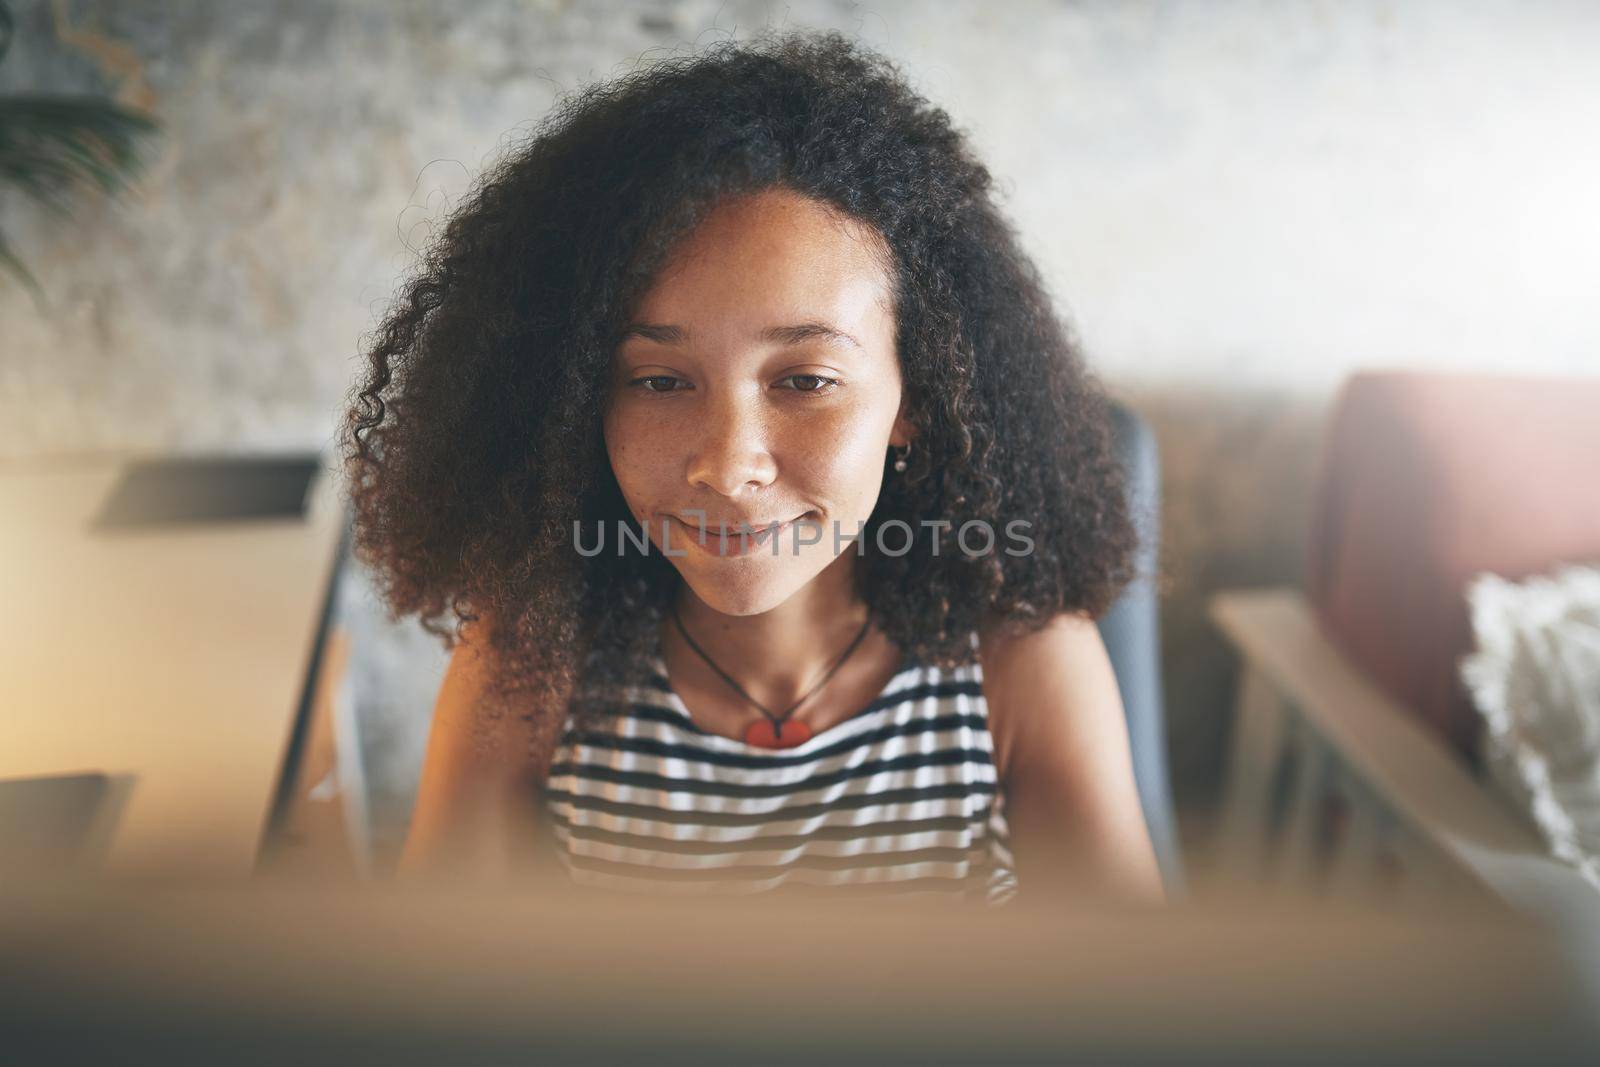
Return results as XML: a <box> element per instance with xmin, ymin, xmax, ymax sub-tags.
<box><xmin>544</xmin><ymin>645</ymin><xmax>1018</xmax><ymax>905</ymax></box>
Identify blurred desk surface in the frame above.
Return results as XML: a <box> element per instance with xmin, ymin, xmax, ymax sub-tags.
<box><xmin>0</xmin><ymin>454</ymin><xmax>347</xmax><ymax>877</ymax></box>
<box><xmin>0</xmin><ymin>876</ymin><xmax>1597</xmax><ymax>1065</ymax></box>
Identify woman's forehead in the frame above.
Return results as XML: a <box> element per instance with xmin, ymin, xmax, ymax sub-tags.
<box><xmin>631</xmin><ymin>190</ymin><xmax>895</xmax><ymax>340</ymax></box>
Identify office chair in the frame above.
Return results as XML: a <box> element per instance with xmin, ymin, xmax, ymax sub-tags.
<box><xmin>1099</xmin><ymin>400</ymin><xmax>1185</xmax><ymax>897</ymax></box>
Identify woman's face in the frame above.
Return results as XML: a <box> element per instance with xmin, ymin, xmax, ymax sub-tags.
<box><xmin>602</xmin><ymin>187</ymin><xmax>912</xmax><ymax>617</ymax></box>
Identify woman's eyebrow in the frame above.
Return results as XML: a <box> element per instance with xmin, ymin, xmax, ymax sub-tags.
<box><xmin>620</xmin><ymin>322</ymin><xmax>686</xmax><ymax>344</ymax></box>
<box><xmin>620</xmin><ymin>321</ymin><xmax>862</xmax><ymax>350</ymax></box>
<box><xmin>761</xmin><ymin>321</ymin><xmax>863</xmax><ymax>350</ymax></box>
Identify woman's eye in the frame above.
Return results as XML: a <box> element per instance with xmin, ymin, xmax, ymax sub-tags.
<box><xmin>629</xmin><ymin>375</ymin><xmax>685</xmax><ymax>394</ymax></box>
<box><xmin>780</xmin><ymin>374</ymin><xmax>841</xmax><ymax>395</ymax></box>
<box><xmin>627</xmin><ymin>374</ymin><xmax>839</xmax><ymax>396</ymax></box>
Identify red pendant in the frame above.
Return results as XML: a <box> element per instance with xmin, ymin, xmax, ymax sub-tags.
<box><xmin>744</xmin><ymin>718</ymin><xmax>813</xmax><ymax>749</ymax></box>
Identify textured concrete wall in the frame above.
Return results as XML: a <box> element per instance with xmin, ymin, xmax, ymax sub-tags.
<box><xmin>6</xmin><ymin>0</ymin><xmax>1598</xmax><ymax>860</ymax></box>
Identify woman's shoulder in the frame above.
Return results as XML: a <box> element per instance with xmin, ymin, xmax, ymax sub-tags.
<box><xmin>397</xmin><ymin>614</ymin><xmax>551</xmax><ymax>881</ymax></box>
<box><xmin>975</xmin><ymin>613</ymin><xmax>1119</xmax><ymax>781</ymax></box>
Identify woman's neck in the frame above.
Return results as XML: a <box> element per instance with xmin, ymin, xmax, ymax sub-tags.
<box><xmin>663</xmin><ymin>555</ymin><xmax>873</xmax><ymax>710</ymax></box>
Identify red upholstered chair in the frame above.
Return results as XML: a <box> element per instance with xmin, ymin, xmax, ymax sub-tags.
<box><xmin>1209</xmin><ymin>370</ymin><xmax>1600</xmax><ymax>912</ymax></box>
<box><xmin>1304</xmin><ymin>371</ymin><xmax>1600</xmax><ymax>765</ymax></box>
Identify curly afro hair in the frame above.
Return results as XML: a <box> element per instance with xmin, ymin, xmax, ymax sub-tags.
<box><xmin>342</xmin><ymin>29</ymin><xmax>1138</xmax><ymax>771</ymax></box>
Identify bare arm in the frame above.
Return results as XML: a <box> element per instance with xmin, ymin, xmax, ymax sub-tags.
<box><xmin>979</xmin><ymin>613</ymin><xmax>1165</xmax><ymax>907</ymax></box>
<box><xmin>397</xmin><ymin>619</ymin><xmax>549</xmax><ymax>886</ymax></box>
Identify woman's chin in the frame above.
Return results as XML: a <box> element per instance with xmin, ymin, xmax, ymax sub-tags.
<box><xmin>674</xmin><ymin>566</ymin><xmax>816</xmax><ymax>618</ymax></box>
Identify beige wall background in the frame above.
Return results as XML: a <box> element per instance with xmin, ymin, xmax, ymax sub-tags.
<box><xmin>4</xmin><ymin>0</ymin><xmax>1597</xmax><ymax>859</ymax></box>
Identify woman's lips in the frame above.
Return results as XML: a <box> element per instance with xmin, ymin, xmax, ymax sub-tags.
<box><xmin>666</xmin><ymin>513</ymin><xmax>810</xmax><ymax>556</ymax></box>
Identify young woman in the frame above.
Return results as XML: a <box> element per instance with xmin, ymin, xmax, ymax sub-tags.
<box><xmin>344</xmin><ymin>31</ymin><xmax>1163</xmax><ymax>906</ymax></box>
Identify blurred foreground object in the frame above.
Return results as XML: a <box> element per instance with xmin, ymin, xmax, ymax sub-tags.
<box><xmin>0</xmin><ymin>875</ymin><xmax>1595</xmax><ymax>1066</ymax></box>
<box><xmin>0</xmin><ymin>771</ymin><xmax>127</xmax><ymax>873</ymax></box>
<box><xmin>1211</xmin><ymin>370</ymin><xmax>1600</xmax><ymax>916</ymax></box>
<box><xmin>0</xmin><ymin>452</ymin><xmax>347</xmax><ymax>877</ymax></box>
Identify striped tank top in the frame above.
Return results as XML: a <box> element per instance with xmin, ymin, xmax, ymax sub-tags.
<box><xmin>543</xmin><ymin>637</ymin><xmax>1018</xmax><ymax>905</ymax></box>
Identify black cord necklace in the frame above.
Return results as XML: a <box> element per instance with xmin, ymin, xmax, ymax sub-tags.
<box><xmin>668</xmin><ymin>602</ymin><xmax>873</xmax><ymax>749</ymax></box>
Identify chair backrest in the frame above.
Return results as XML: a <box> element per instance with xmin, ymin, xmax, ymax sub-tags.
<box><xmin>1304</xmin><ymin>371</ymin><xmax>1600</xmax><ymax>764</ymax></box>
<box><xmin>1098</xmin><ymin>401</ymin><xmax>1185</xmax><ymax>897</ymax></box>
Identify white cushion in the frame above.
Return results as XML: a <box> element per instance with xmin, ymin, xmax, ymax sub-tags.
<box><xmin>1460</xmin><ymin>564</ymin><xmax>1600</xmax><ymax>890</ymax></box>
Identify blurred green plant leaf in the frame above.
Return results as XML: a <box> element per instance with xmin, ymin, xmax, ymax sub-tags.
<box><xmin>0</xmin><ymin>96</ymin><xmax>159</xmax><ymax>213</ymax></box>
<box><xmin>0</xmin><ymin>227</ymin><xmax>41</xmax><ymax>300</ymax></box>
<box><xmin>0</xmin><ymin>1</ymin><xmax>162</xmax><ymax>296</ymax></box>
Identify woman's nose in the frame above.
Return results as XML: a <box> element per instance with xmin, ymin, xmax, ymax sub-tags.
<box><xmin>685</xmin><ymin>387</ymin><xmax>777</xmax><ymax>497</ymax></box>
